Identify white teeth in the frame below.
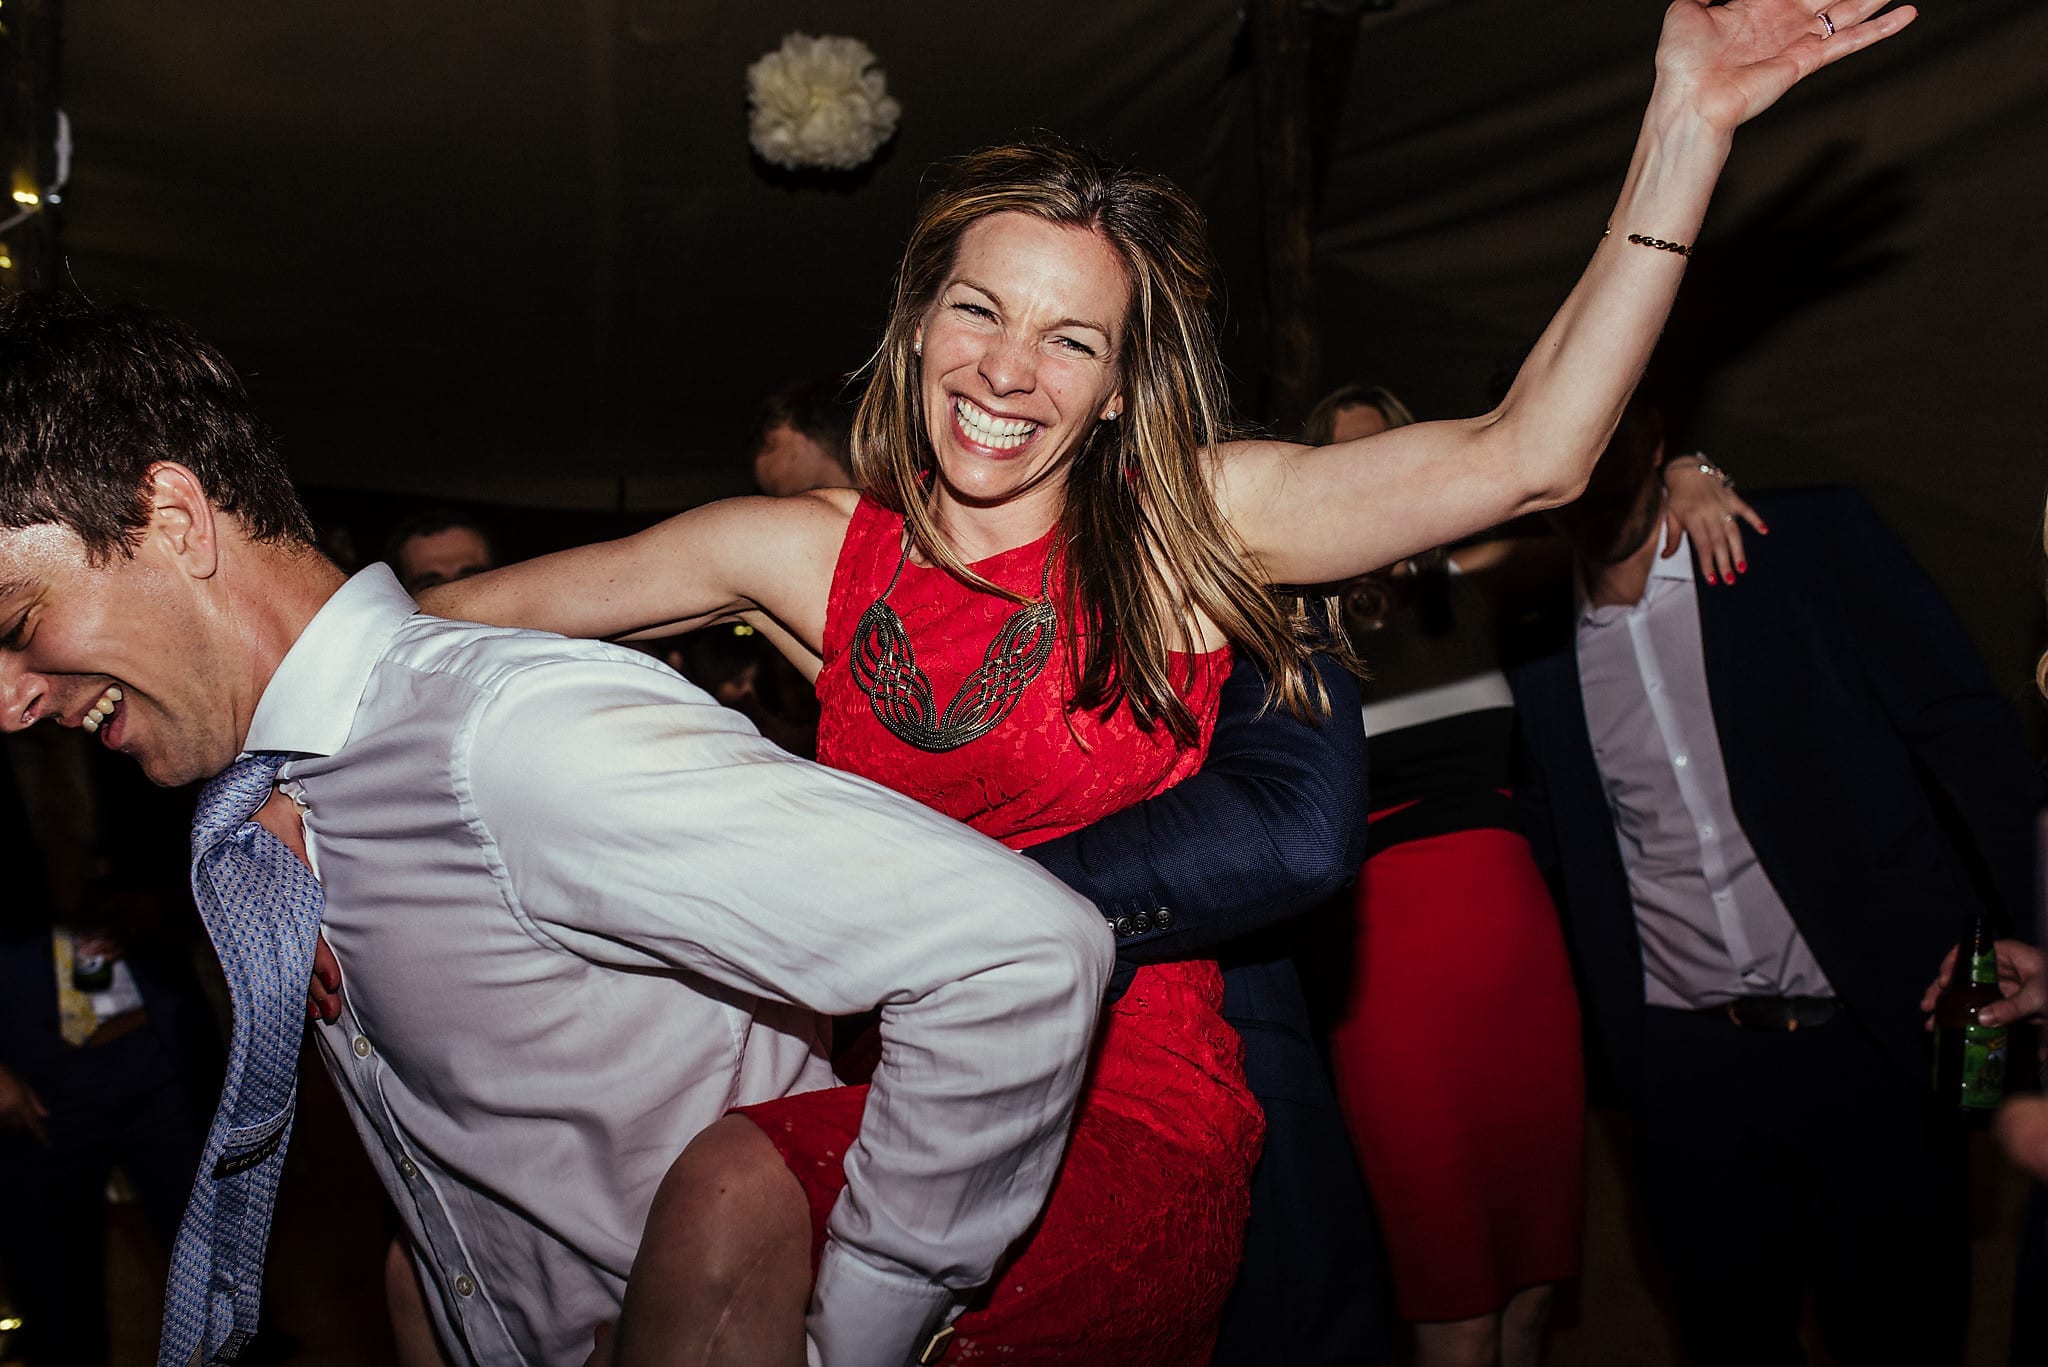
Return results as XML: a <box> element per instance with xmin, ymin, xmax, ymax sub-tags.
<box><xmin>955</xmin><ymin>398</ymin><xmax>1038</xmax><ymax>450</ymax></box>
<box><xmin>82</xmin><ymin>684</ymin><xmax>122</xmax><ymax>734</ymax></box>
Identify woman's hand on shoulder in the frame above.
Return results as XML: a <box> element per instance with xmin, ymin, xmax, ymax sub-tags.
<box><xmin>419</xmin><ymin>490</ymin><xmax>853</xmax><ymax>653</ymax></box>
<box><xmin>1660</xmin><ymin>455</ymin><xmax>1767</xmax><ymax>586</ymax></box>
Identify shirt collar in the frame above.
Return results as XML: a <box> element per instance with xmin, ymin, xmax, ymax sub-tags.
<box><xmin>243</xmin><ymin>563</ymin><xmax>417</xmax><ymax>759</ymax></box>
<box><xmin>1577</xmin><ymin>527</ymin><xmax>1694</xmax><ymax>627</ymax></box>
<box><xmin>1649</xmin><ymin>528</ymin><xmax>1697</xmax><ymax>585</ymax></box>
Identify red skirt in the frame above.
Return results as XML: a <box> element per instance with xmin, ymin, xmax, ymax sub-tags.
<box><xmin>1316</xmin><ymin>824</ymin><xmax>1585</xmax><ymax>1322</ymax></box>
<box><xmin>735</xmin><ymin>961</ymin><xmax>1263</xmax><ymax>1364</ymax></box>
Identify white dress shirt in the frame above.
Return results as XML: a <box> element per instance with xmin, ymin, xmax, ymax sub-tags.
<box><xmin>244</xmin><ymin>566</ymin><xmax>1110</xmax><ymax>1367</ymax></box>
<box><xmin>1575</xmin><ymin>533</ymin><xmax>1833</xmax><ymax>1009</ymax></box>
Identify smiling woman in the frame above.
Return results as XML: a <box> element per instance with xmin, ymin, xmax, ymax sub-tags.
<box><xmin>424</xmin><ymin>3</ymin><xmax>1921</xmax><ymax>1360</ymax></box>
<box><xmin>852</xmin><ymin>145</ymin><xmax>1288</xmax><ymax>749</ymax></box>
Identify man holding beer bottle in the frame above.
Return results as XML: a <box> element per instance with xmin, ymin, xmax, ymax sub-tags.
<box><xmin>1510</xmin><ymin>384</ymin><xmax>2038</xmax><ymax>1367</ymax></box>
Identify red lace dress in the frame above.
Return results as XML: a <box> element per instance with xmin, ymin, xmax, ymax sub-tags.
<box><xmin>734</xmin><ymin>497</ymin><xmax>1264</xmax><ymax>1363</ymax></box>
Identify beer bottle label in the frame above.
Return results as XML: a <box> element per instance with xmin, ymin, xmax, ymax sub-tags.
<box><xmin>1959</xmin><ymin>1022</ymin><xmax>2009</xmax><ymax>1109</ymax></box>
<box><xmin>1970</xmin><ymin>946</ymin><xmax>2000</xmax><ymax>987</ymax></box>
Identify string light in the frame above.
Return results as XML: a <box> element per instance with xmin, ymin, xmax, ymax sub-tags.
<box><xmin>9</xmin><ymin>189</ymin><xmax>36</xmax><ymax>205</ymax></box>
<box><xmin>0</xmin><ymin>251</ymin><xmax>14</xmax><ymax>270</ymax></box>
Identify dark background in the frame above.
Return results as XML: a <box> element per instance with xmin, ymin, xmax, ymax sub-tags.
<box><xmin>23</xmin><ymin>0</ymin><xmax>2048</xmax><ymax>693</ymax></box>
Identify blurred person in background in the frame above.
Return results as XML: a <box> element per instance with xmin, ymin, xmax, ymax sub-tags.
<box><xmin>384</xmin><ymin>509</ymin><xmax>498</xmax><ymax>595</ymax></box>
<box><xmin>748</xmin><ymin>377</ymin><xmax>856</xmax><ymax>497</ymax></box>
<box><xmin>1512</xmin><ymin>378</ymin><xmax>2034</xmax><ymax>1366</ymax></box>
<box><xmin>0</xmin><ymin>730</ymin><xmax>220</xmax><ymax>1367</ymax></box>
<box><xmin>1299</xmin><ymin>381</ymin><xmax>1747</xmax><ymax>1367</ymax></box>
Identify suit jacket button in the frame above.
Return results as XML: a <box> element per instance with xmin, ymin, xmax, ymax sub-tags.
<box><xmin>1113</xmin><ymin>916</ymin><xmax>1136</xmax><ymax>937</ymax></box>
<box><xmin>1154</xmin><ymin>907</ymin><xmax>1173</xmax><ymax>930</ymax></box>
<box><xmin>1131</xmin><ymin>911</ymin><xmax>1152</xmax><ymax>934</ymax></box>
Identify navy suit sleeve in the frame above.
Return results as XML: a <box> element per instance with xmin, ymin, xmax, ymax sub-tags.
<box><xmin>1024</xmin><ymin>646</ymin><xmax>1367</xmax><ymax>983</ymax></box>
<box><xmin>1821</xmin><ymin>487</ymin><xmax>2041</xmax><ymax>928</ymax></box>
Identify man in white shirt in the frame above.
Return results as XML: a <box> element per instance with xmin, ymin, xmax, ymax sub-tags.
<box><xmin>1511</xmin><ymin>393</ymin><xmax>2036</xmax><ymax>1366</ymax></box>
<box><xmin>0</xmin><ymin>295</ymin><xmax>1111</xmax><ymax>1365</ymax></box>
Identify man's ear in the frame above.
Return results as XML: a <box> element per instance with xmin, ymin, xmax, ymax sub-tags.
<box><xmin>143</xmin><ymin>462</ymin><xmax>220</xmax><ymax>579</ymax></box>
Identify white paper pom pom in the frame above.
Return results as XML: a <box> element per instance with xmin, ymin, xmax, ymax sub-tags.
<box><xmin>746</xmin><ymin>33</ymin><xmax>903</xmax><ymax>173</ymax></box>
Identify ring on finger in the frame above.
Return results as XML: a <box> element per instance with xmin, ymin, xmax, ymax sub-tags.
<box><xmin>1722</xmin><ymin>513</ymin><xmax>1737</xmax><ymax>523</ymax></box>
<box><xmin>1817</xmin><ymin>9</ymin><xmax>1836</xmax><ymax>38</ymax></box>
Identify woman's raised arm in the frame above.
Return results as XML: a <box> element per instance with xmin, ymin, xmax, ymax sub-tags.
<box><xmin>1216</xmin><ymin>0</ymin><xmax>1914</xmax><ymax>586</ymax></box>
<box><xmin>419</xmin><ymin>489</ymin><xmax>853</xmax><ymax>656</ymax></box>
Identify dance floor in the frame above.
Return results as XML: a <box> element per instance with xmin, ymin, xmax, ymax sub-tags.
<box><xmin>1</xmin><ymin>1047</ymin><xmax>2030</xmax><ymax>1366</ymax></box>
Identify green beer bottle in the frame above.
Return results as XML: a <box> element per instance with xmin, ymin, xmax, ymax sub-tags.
<box><xmin>1932</xmin><ymin>905</ymin><xmax>2009</xmax><ymax>1112</ymax></box>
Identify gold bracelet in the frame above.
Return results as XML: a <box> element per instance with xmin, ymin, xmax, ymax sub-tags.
<box><xmin>1603</xmin><ymin>227</ymin><xmax>1692</xmax><ymax>258</ymax></box>
<box><xmin>1663</xmin><ymin>454</ymin><xmax>1733</xmax><ymax>490</ymax></box>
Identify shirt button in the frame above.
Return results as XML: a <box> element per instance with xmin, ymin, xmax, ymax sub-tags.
<box><xmin>352</xmin><ymin>1036</ymin><xmax>372</xmax><ymax>1058</ymax></box>
<box><xmin>398</xmin><ymin>1157</ymin><xmax>418</xmax><ymax>1179</ymax></box>
<box><xmin>454</xmin><ymin>1273</ymin><xmax>476</xmax><ymax>1297</ymax></box>
<box><xmin>1699</xmin><ymin>825</ymin><xmax>1716</xmax><ymax>840</ymax></box>
<box><xmin>1673</xmin><ymin>755</ymin><xmax>1689</xmax><ymax>767</ymax></box>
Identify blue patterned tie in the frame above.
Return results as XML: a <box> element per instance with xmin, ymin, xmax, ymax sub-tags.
<box><xmin>159</xmin><ymin>753</ymin><xmax>325</xmax><ymax>1366</ymax></box>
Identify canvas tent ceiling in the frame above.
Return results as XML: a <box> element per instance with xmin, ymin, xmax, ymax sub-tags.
<box><xmin>31</xmin><ymin>0</ymin><xmax>2048</xmax><ymax>694</ymax></box>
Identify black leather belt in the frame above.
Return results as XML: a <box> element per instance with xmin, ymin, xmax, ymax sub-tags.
<box><xmin>1701</xmin><ymin>995</ymin><xmax>1838</xmax><ymax>1032</ymax></box>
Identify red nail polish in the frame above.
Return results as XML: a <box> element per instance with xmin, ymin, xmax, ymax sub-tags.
<box><xmin>1757</xmin><ymin>523</ymin><xmax>1769</xmax><ymax>534</ymax></box>
<box><xmin>1736</xmin><ymin>561</ymin><xmax>1747</xmax><ymax>573</ymax></box>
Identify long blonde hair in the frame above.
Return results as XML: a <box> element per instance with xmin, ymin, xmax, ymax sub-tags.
<box><xmin>851</xmin><ymin>141</ymin><xmax>1327</xmax><ymax>745</ymax></box>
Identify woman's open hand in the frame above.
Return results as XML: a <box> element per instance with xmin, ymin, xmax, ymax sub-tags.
<box><xmin>1654</xmin><ymin>0</ymin><xmax>1916</xmax><ymax>136</ymax></box>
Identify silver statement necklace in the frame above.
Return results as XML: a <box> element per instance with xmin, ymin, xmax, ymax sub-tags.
<box><xmin>850</xmin><ymin>537</ymin><xmax>1058</xmax><ymax>752</ymax></box>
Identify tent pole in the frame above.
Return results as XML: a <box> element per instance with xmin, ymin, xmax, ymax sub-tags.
<box><xmin>1249</xmin><ymin>0</ymin><xmax>1319</xmax><ymax>431</ymax></box>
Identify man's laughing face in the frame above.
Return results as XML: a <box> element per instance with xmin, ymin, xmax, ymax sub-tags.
<box><xmin>0</xmin><ymin>519</ymin><xmax>238</xmax><ymax>787</ymax></box>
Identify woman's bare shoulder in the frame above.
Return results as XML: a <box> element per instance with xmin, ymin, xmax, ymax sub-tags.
<box><xmin>804</xmin><ymin>485</ymin><xmax>863</xmax><ymax>517</ymax></box>
<box><xmin>668</xmin><ymin>486</ymin><xmax>856</xmax><ymax>559</ymax></box>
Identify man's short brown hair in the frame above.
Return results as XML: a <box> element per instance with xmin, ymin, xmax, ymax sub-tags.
<box><xmin>0</xmin><ymin>292</ymin><xmax>314</xmax><ymax>564</ymax></box>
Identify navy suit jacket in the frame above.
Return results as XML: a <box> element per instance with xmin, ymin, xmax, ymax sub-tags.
<box><xmin>1026</xmin><ymin>643</ymin><xmax>1388</xmax><ymax>1364</ymax></box>
<box><xmin>1510</xmin><ymin>486</ymin><xmax>2038</xmax><ymax>1098</ymax></box>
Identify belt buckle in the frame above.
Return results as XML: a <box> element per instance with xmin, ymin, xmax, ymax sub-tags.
<box><xmin>1722</xmin><ymin>997</ymin><xmax>1802</xmax><ymax>1031</ymax></box>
